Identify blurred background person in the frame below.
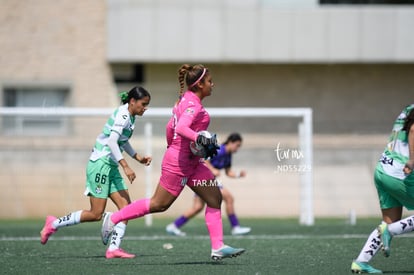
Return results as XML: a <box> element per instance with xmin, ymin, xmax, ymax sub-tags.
<box><xmin>166</xmin><ymin>132</ymin><xmax>251</xmax><ymax>236</ymax></box>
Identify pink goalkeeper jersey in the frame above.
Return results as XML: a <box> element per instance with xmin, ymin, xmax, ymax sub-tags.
<box><xmin>163</xmin><ymin>91</ymin><xmax>210</xmax><ymax>175</ymax></box>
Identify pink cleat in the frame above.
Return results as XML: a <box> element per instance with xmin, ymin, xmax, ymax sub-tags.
<box><xmin>40</xmin><ymin>216</ymin><xmax>57</xmax><ymax>245</ymax></box>
<box><xmin>105</xmin><ymin>248</ymin><xmax>136</xmax><ymax>259</ymax></box>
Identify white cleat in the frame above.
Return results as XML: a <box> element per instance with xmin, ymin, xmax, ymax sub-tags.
<box><xmin>166</xmin><ymin>223</ymin><xmax>186</xmax><ymax>236</ymax></box>
<box><xmin>101</xmin><ymin>212</ymin><xmax>115</xmax><ymax>245</ymax></box>
<box><xmin>211</xmin><ymin>245</ymin><xmax>245</xmax><ymax>261</ymax></box>
<box><xmin>231</xmin><ymin>226</ymin><xmax>251</xmax><ymax>236</ymax></box>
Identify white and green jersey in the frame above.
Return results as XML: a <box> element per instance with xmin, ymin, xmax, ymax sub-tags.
<box><xmin>90</xmin><ymin>103</ymin><xmax>135</xmax><ymax>165</ymax></box>
<box><xmin>378</xmin><ymin>104</ymin><xmax>414</xmax><ymax>180</ymax></box>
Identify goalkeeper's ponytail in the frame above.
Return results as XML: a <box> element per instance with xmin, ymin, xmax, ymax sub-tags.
<box><xmin>177</xmin><ymin>64</ymin><xmax>209</xmax><ymax>99</ymax></box>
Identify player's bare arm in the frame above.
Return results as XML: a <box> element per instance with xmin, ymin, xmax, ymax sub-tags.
<box><xmin>205</xmin><ymin>160</ymin><xmax>220</xmax><ymax>177</ymax></box>
<box><xmin>225</xmin><ymin>167</ymin><xmax>246</xmax><ymax>178</ymax></box>
<box><xmin>119</xmin><ymin>159</ymin><xmax>136</xmax><ymax>183</ymax></box>
<box><xmin>134</xmin><ymin>153</ymin><xmax>152</xmax><ymax>166</ymax></box>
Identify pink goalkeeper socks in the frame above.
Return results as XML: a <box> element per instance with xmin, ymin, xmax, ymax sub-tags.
<box><xmin>205</xmin><ymin>206</ymin><xmax>224</xmax><ymax>250</ymax></box>
<box><xmin>111</xmin><ymin>198</ymin><xmax>150</xmax><ymax>224</ymax></box>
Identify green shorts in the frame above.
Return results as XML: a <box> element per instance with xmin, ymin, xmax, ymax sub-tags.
<box><xmin>374</xmin><ymin>164</ymin><xmax>414</xmax><ymax>210</ymax></box>
<box><xmin>84</xmin><ymin>159</ymin><xmax>127</xmax><ymax>199</ymax></box>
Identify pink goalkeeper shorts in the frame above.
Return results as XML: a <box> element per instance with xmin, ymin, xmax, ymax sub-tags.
<box><xmin>159</xmin><ymin>163</ymin><xmax>215</xmax><ymax>197</ymax></box>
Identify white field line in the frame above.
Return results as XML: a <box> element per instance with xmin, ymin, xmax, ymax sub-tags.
<box><xmin>2</xmin><ymin>234</ymin><xmax>414</xmax><ymax>242</ymax></box>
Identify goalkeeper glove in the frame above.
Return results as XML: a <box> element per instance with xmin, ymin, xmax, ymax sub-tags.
<box><xmin>204</xmin><ymin>143</ymin><xmax>219</xmax><ymax>159</ymax></box>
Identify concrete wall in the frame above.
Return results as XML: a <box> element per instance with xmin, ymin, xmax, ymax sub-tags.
<box><xmin>0</xmin><ymin>0</ymin><xmax>118</xmax><ymax>218</ymax></box>
<box><xmin>143</xmin><ymin>63</ymin><xmax>414</xmax><ymax>134</ymax></box>
<box><xmin>0</xmin><ymin>0</ymin><xmax>117</xmax><ymax>109</ymax></box>
<box><xmin>107</xmin><ymin>0</ymin><xmax>414</xmax><ymax>62</ymax></box>
<box><xmin>0</xmin><ymin>0</ymin><xmax>119</xmax><ymax>145</ymax></box>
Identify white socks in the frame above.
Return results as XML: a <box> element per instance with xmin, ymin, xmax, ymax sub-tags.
<box><xmin>52</xmin><ymin>210</ymin><xmax>82</xmax><ymax>229</ymax></box>
<box><xmin>108</xmin><ymin>222</ymin><xmax>127</xmax><ymax>251</ymax></box>
<box><xmin>355</xmin><ymin>228</ymin><xmax>381</xmax><ymax>263</ymax></box>
<box><xmin>388</xmin><ymin>215</ymin><xmax>414</xmax><ymax>236</ymax></box>
<box><xmin>356</xmin><ymin>216</ymin><xmax>414</xmax><ymax>263</ymax></box>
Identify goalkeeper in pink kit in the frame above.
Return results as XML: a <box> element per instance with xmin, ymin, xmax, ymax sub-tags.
<box><xmin>101</xmin><ymin>64</ymin><xmax>245</xmax><ymax>261</ymax></box>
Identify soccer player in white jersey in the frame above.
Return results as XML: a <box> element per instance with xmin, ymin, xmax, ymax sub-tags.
<box><xmin>351</xmin><ymin>104</ymin><xmax>414</xmax><ymax>274</ymax></box>
<box><xmin>40</xmin><ymin>86</ymin><xmax>152</xmax><ymax>259</ymax></box>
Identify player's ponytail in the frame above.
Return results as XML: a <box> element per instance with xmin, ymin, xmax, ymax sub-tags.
<box><xmin>177</xmin><ymin>64</ymin><xmax>208</xmax><ymax>99</ymax></box>
<box><xmin>178</xmin><ymin>64</ymin><xmax>191</xmax><ymax>99</ymax></box>
<box><xmin>119</xmin><ymin>91</ymin><xmax>129</xmax><ymax>103</ymax></box>
<box><xmin>120</xmin><ymin>86</ymin><xmax>151</xmax><ymax>104</ymax></box>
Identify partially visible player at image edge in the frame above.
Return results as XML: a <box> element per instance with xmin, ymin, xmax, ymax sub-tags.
<box><xmin>351</xmin><ymin>104</ymin><xmax>414</xmax><ymax>274</ymax></box>
<box><xmin>40</xmin><ymin>86</ymin><xmax>152</xmax><ymax>259</ymax></box>
<box><xmin>166</xmin><ymin>132</ymin><xmax>251</xmax><ymax>237</ymax></box>
<box><xmin>101</xmin><ymin>64</ymin><xmax>245</xmax><ymax>261</ymax></box>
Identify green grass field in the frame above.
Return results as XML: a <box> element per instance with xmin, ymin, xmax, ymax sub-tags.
<box><xmin>1</xmin><ymin>218</ymin><xmax>414</xmax><ymax>275</ymax></box>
